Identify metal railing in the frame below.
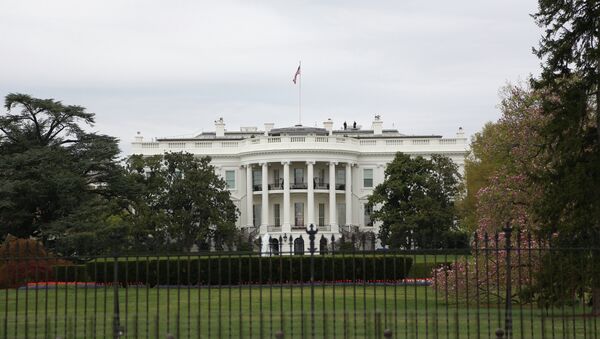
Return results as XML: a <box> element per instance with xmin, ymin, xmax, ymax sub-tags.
<box><xmin>1</xmin><ymin>228</ymin><xmax>598</xmax><ymax>338</ymax></box>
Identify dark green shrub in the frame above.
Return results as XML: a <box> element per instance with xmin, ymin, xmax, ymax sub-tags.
<box><xmin>53</xmin><ymin>265</ymin><xmax>90</xmax><ymax>282</ymax></box>
<box><xmin>86</xmin><ymin>254</ymin><xmax>412</xmax><ymax>286</ymax></box>
<box><xmin>407</xmin><ymin>262</ymin><xmax>451</xmax><ymax>279</ymax></box>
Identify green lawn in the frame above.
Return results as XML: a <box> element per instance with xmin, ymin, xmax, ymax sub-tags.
<box><xmin>1</xmin><ymin>284</ymin><xmax>596</xmax><ymax>338</ymax></box>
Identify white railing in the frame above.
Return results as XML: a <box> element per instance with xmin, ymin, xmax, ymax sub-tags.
<box><xmin>222</xmin><ymin>141</ymin><xmax>239</xmax><ymax>147</ymax></box>
<box><xmin>195</xmin><ymin>142</ymin><xmax>212</xmax><ymax>148</ymax></box>
<box><xmin>141</xmin><ymin>143</ymin><xmax>159</xmax><ymax>148</ymax></box>
<box><xmin>133</xmin><ymin>135</ymin><xmax>465</xmax><ymax>153</ymax></box>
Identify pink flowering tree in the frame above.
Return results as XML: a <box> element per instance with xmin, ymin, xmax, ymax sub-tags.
<box><xmin>432</xmin><ymin>83</ymin><xmax>550</xmax><ymax>304</ymax></box>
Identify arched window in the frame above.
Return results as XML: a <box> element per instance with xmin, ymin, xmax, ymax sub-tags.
<box><xmin>294</xmin><ymin>237</ymin><xmax>305</xmax><ymax>255</ymax></box>
<box><xmin>269</xmin><ymin>238</ymin><xmax>279</xmax><ymax>255</ymax></box>
<box><xmin>319</xmin><ymin>236</ymin><xmax>328</xmax><ymax>254</ymax></box>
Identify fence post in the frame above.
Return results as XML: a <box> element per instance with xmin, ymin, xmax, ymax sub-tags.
<box><xmin>113</xmin><ymin>255</ymin><xmax>123</xmax><ymax>338</ymax></box>
<box><xmin>306</xmin><ymin>224</ymin><xmax>318</xmax><ymax>339</ymax></box>
<box><xmin>503</xmin><ymin>224</ymin><xmax>513</xmax><ymax>339</ymax></box>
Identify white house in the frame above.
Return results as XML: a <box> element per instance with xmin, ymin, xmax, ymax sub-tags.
<box><xmin>131</xmin><ymin>116</ymin><xmax>468</xmax><ymax>253</ymax></box>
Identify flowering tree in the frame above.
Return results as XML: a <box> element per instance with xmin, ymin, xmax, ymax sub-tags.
<box><xmin>433</xmin><ymin>83</ymin><xmax>549</xmax><ymax>303</ymax></box>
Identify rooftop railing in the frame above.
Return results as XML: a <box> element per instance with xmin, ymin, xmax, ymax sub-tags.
<box><xmin>132</xmin><ymin>135</ymin><xmax>467</xmax><ymax>153</ymax></box>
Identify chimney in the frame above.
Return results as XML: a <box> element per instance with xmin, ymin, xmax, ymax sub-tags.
<box><xmin>264</xmin><ymin>123</ymin><xmax>274</xmax><ymax>136</ymax></box>
<box><xmin>323</xmin><ymin>118</ymin><xmax>334</xmax><ymax>135</ymax></box>
<box><xmin>372</xmin><ymin>115</ymin><xmax>383</xmax><ymax>135</ymax></box>
<box><xmin>456</xmin><ymin>126</ymin><xmax>465</xmax><ymax>138</ymax></box>
<box><xmin>134</xmin><ymin>131</ymin><xmax>143</xmax><ymax>142</ymax></box>
<box><xmin>215</xmin><ymin>117</ymin><xmax>225</xmax><ymax>137</ymax></box>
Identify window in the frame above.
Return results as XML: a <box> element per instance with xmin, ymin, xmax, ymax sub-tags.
<box><xmin>336</xmin><ymin>168</ymin><xmax>345</xmax><ymax>189</ymax></box>
<box><xmin>253</xmin><ymin>169</ymin><xmax>262</xmax><ymax>190</ymax></box>
<box><xmin>363</xmin><ymin>168</ymin><xmax>373</xmax><ymax>188</ymax></box>
<box><xmin>318</xmin><ymin>203</ymin><xmax>325</xmax><ymax>226</ymax></box>
<box><xmin>253</xmin><ymin>204</ymin><xmax>261</xmax><ymax>226</ymax></box>
<box><xmin>225</xmin><ymin>170</ymin><xmax>235</xmax><ymax>189</ymax></box>
<box><xmin>274</xmin><ymin>204</ymin><xmax>281</xmax><ymax>226</ymax></box>
<box><xmin>364</xmin><ymin>203</ymin><xmax>373</xmax><ymax>226</ymax></box>
<box><xmin>337</xmin><ymin>203</ymin><xmax>346</xmax><ymax>226</ymax></box>
<box><xmin>294</xmin><ymin>237</ymin><xmax>305</xmax><ymax>255</ymax></box>
<box><xmin>294</xmin><ymin>202</ymin><xmax>304</xmax><ymax>226</ymax></box>
<box><xmin>273</xmin><ymin>169</ymin><xmax>280</xmax><ymax>188</ymax></box>
<box><xmin>294</xmin><ymin>168</ymin><xmax>304</xmax><ymax>184</ymax></box>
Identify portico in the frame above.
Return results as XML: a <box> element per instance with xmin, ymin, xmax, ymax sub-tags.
<box><xmin>244</xmin><ymin>160</ymin><xmax>353</xmax><ymax>235</ymax></box>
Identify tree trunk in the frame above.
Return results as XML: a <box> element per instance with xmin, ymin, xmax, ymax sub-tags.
<box><xmin>593</xmin><ymin>287</ymin><xmax>600</xmax><ymax>316</ymax></box>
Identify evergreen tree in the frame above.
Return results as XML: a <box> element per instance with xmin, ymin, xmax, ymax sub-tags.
<box><xmin>0</xmin><ymin>94</ymin><xmax>130</xmax><ymax>254</ymax></box>
<box><xmin>532</xmin><ymin>1</ymin><xmax>600</xmax><ymax>314</ymax></box>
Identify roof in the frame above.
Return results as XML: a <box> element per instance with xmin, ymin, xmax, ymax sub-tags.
<box><xmin>268</xmin><ymin>125</ymin><xmax>329</xmax><ymax>136</ymax></box>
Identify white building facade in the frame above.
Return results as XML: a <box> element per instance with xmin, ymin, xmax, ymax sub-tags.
<box><xmin>131</xmin><ymin>116</ymin><xmax>468</xmax><ymax>253</ymax></box>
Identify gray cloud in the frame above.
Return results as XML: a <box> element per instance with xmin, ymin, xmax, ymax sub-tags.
<box><xmin>0</xmin><ymin>0</ymin><xmax>541</xmax><ymax>154</ymax></box>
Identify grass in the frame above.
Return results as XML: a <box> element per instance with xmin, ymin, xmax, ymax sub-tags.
<box><xmin>1</xmin><ymin>284</ymin><xmax>596</xmax><ymax>338</ymax></box>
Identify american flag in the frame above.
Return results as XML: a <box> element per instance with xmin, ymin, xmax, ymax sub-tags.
<box><xmin>292</xmin><ymin>64</ymin><xmax>301</xmax><ymax>84</ymax></box>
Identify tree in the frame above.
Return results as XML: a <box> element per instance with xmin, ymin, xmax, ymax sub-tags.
<box><xmin>126</xmin><ymin>152</ymin><xmax>239</xmax><ymax>251</ymax></box>
<box><xmin>0</xmin><ymin>94</ymin><xmax>129</xmax><ymax>254</ymax></box>
<box><xmin>435</xmin><ymin>83</ymin><xmax>549</xmax><ymax>302</ymax></box>
<box><xmin>368</xmin><ymin>152</ymin><xmax>463</xmax><ymax>249</ymax></box>
<box><xmin>458</xmin><ymin>122</ymin><xmax>510</xmax><ymax>233</ymax></box>
<box><xmin>532</xmin><ymin>1</ymin><xmax>600</xmax><ymax>314</ymax></box>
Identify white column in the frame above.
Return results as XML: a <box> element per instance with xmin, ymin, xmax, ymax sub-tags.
<box><xmin>261</xmin><ymin>162</ymin><xmax>269</xmax><ymax>234</ymax></box>
<box><xmin>307</xmin><ymin>161</ymin><xmax>315</xmax><ymax>226</ymax></box>
<box><xmin>345</xmin><ymin>162</ymin><xmax>352</xmax><ymax>226</ymax></box>
<box><xmin>329</xmin><ymin>161</ymin><xmax>338</xmax><ymax>233</ymax></box>
<box><xmin>282</xmin><ymin>161</ymin><xmax>291</xmax><ymax>233</ymax></box>
<box><xmin>246</xmin><ymin>164</ymin><xmax>253</xmax><ymax>227</ymax></box>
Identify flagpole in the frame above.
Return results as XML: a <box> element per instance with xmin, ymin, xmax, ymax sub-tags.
<box><xmin>298</xmin><ymin>60</ymin><xmax>302</xmax><ymax>125</ymax></box>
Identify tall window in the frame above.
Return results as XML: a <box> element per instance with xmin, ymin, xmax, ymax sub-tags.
<box><xmin>253</xmin><ymin>204</ymin><xmax>261</xmax><ymax>226</ymax></box>
<box><xmin>364</xmin><ymin>203</ymin><xmax>373</xmax><ymax>226</ymax></box>
<box><xmin>318</xmin><ymin>203</ymin><xmax>325</xmax><ymax>226</ymax></box>
<box><xmin>336</xmin><ymin>168</ymin><xmax>345</xmax><ymax>189</ymax></box>
<box><xmin>363</xmin><ymin>168</ymin><xmax>373</xmax><ymax>188</ymax></box>
<box><xmin>337</xmin><ymin>203</ymin><xmax>346</xmax><ymax>226</ymax></box>
<box><xmin>294</xmin><ymin>202</ymin><xmax>304</xmax><ymax>226</ymax></box>
<box><xmin>273</xmin><ymin>169</ymin><xmax>280</xmax><ymax>188</ymax></box>
<box><xmin>225</xmin><ymin>170</ymin><xmax>235</xmax><ymax>189</ymax></box>
<box><xmin>253</xmin><ymin>169</ymin><xmax>262</xmax><ymax>190</ymax></box>
<box><xmin>294</xmin><ymin>168</ymin><xmax>304</xmax><ymax>184</ymax></box>
<box><xmin>274</xmin><ymin>203</ymin><xmax>281</xmax><ymax>226</ymax></box>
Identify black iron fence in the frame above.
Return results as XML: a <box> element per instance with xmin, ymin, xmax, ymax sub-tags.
<box><xmin>1</xmin><ymin>228</ymin><xmax>599</xmax><ymax>338</ymax></box>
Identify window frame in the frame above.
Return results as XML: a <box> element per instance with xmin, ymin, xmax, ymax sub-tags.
<box><xmin>225</xmin><ymin>170</ymin><xmax>236</xmax><ymax>189</ymax></box>
<box><xmin>363</xmin><ymin>168</ymin><xmax>374</xmax><ymax>188</ymax></box>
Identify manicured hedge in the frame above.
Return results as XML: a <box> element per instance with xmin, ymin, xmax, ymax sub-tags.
<box><xmin>53</xmin><ymin>265</ymin><xmax>91</xmax><ymax>282</ymax></box>
<box><xmin>407</xmin><ymin>262</ymin><xmax>450</xmax><ymax>279</ymax></box>
<box><xmin>85</xmin><ymin>255</ymin><xmax>412</xmax><ymax>286</ymax></box>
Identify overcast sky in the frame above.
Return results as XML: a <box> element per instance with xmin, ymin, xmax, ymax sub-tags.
<box><xmin>0</xmin><ymin>0</ymin><xmax>542</xmax><ymax>154</ymax></box>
